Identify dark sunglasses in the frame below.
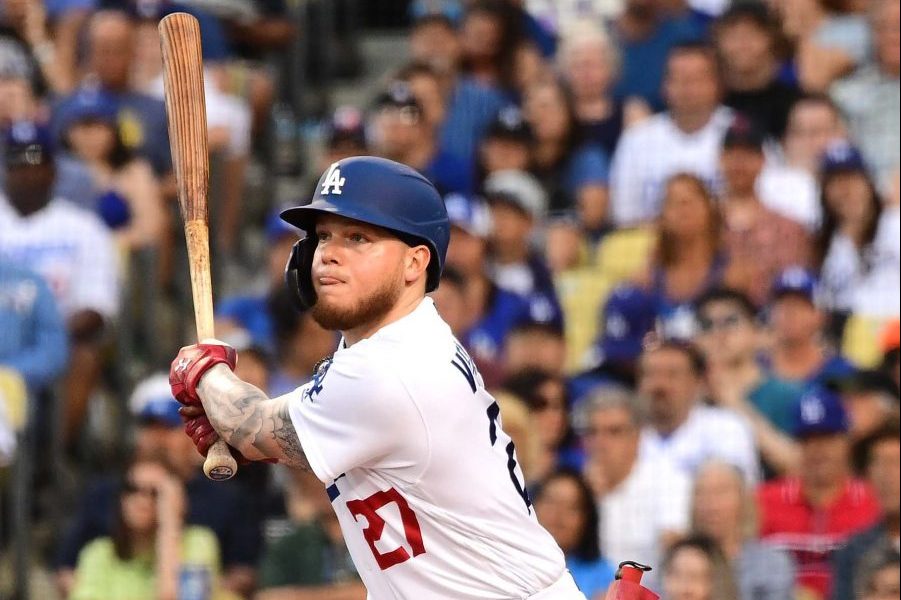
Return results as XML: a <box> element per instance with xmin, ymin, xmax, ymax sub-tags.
<box><xmin>698</xmin><ymin>313</ymin><xmax>744</xmax><ymax>333</ymax></box>
<box><xmin>123</xmin><ymin>480</ymin><xmax>158</xmax><ymax>499</ymax></box>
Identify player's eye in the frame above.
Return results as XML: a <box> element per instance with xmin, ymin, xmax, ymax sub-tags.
<box><xmin>348</xmin><ymin>232</ymin><xmax>369</xmax><ymax>244</ymax></box>
<box><xmin>316</xmin><ymin>231</ymin><xmax>330</xmax><ymax>242</ymax></box>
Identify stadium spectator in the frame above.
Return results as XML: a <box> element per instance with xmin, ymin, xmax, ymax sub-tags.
<box><xmin>477</xmin><ymin>105</ymin><xmax>533</xmax><ymax>183</ymax></box>
<box><xmin>719</xmin><ymin>116</ymin><xmax>812</xmax><ymax>306</ymax></box>
<box><xmin>696</xmin><ymin>288</ymin><xmax>802</xmax><ymax>475</ymax></box>
<box><xmin>484</xmin><ymin>169</ymin><xmax>561</xmax><ymax>315</ymax></box>
<box><xmin>533</xmin><ymin>469</ymin><xmax>616</xmax><ymax>600</ymax></box>
<box><xmin>53</xmin><ymin>10</ymin><xmax>172</xmax><ymax>178</ymax></box>
<box><xmin>70</xmin><ymin>455</ymin><xmax>223</xmax><ymax>600</ymax></box>
<box><xmin>778</xmin><ymin>0</ymin><xmax>873</xmax><ymax>92</ymax></box>
<box><xmin>781</xmin><ymin>94</ymin><xmax>847</xmax><ymax>175</ymax></box>
<box><xmin>833</xmin><ymin>371</ymin><xmax>898</xmax><ymax>443</ymax></box>
<box><xmin>611</xmin><ymin>0</ymin><xmax>705</xmax><ymax>110</ymax></box>
<box><xmin>409</xmin><ymin>13</ymin><xmax>507</xmax><ymax>173</ymax></box>
<box><xmin>503</xmin><ymin>369</ymin><xmax>580</xmax><ymax>480</ymax></box>
<box><xmin>853</xmin><ymin>546</ymin><xmax>901</xmax><ymax>600</ymax></box>
<box><xmin>522</xmin><ymin>77</ymin><xmax>610</xmax><ymax>225</ymax></box>
<box><xmin>502</xmin><ymin>321</ymin><xmax>568</xmax><ymax>379</ymax></box>
<box><xmin>815</xmin><ymin>142</ymin><xmax>901</xmax><ymax>320</ymax></box>
<box><xmin>626</xmin><ymin>173</ymin><xmax>730</xmax><ymax>340</ymax></box>
<box><xmin>0</xmin><ymin>260</ymin><xmax>68</xmax><ymax>394</ymax></box>
<box><xmin>829</xmin><ymin>0</ymin><xmax>900</xmax><ymax>186</ymax></box>
<box><xmin>757</xmin><ymin>387</ymin><xmax>881</xmax><ymax>599</ymax></box>
<box><xmin>58</xmin><ymin>87</ymin><xmax>164</xmax><ymax>250</ymax></box>
<box><xmin>257</xmin><ymin>468</ymin><xmax>365</xmax><ymax>600</ymax></box>
<box><xmin>396</xmin><ymin>61</ymin><xmax>449</xmax><ymax>138</ymax></box>
<box><xmin>638</xmin><ymin>341</ymin><xmax>759</xmax><ymax>482</ymax></box>
<box><xmin>768</xmin><ymin>267</ymin><xmax>857</xmax><ymax>390</ymax></box>
<box><xmin>832</xmin><ymin>418</ymin><xmax>901</xmax><ymax>600</ymax></box>
<box><xmin>317</xmin><ymin>106</ymin><xmax>369</xmax><ymax>173</ymax></box>
<box><xmin>459</xmin><ymin>0</ymin><xmax>522</xmax><ymax>92</ymax></box>
<box><xmin>713</xmin><ymin>3</ymin><xmax>799</xmax><ymax>139</ymax></box>
<box><xmin>576</xmin><ymin>386</ymin><xmax>690</xmax><ymax>576</ymax></box>
<box><xmin>55</xmin><ymin>374</ymin><xmax>263</xmax><ymax>598</ymax></box>
<box><xmin>430</xmin><ymin>265</ymin><xmax>470</xmax><ymax>338</ymax></box>
<box><xmin>691</xmin><ymin>461</ymin><xmax>796</xmax><ymax>600</ymax></box>
<box><xmin>661</xmin><ymin>535</ymin><xmax>741</xmax><ymax>600</ymax></box>
<box><xmin>0</xmin><ymin>121</ymin><xmax>119</xmax><ymax>448</ymax></box>
<box><xmin>371</xmin><ymin>80</ymin><xmax>473</xmax><ymax>195</ymax></box>
<box><xmin>610</xmin><ymin>44</ymin><xmax>731</xmax><ymax>226</ymax></box>
<box><xmin>557</xmin><ymin>23</ymin><xmax>650</xmax><ymax>158</ymax></box>
<box><xmin>0</xmin><ymin>0</ymin><xmax>70</xmax><ymax>93</ymax></box>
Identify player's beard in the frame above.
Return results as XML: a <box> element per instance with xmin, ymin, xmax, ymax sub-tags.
<box><xmin>310</xmin><ymin>274</ymin><xmax>403</xmax><ymax>332</ymax></box>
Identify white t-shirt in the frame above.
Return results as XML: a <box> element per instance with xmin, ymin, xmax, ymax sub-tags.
<box><xmin>609</xmin><ymin>107</ymin><xmax>733</xmax><ymax>226</ymax></box>
<box><xmin>640</xmin><ymin>405</ymin><xmax>759</xmax><ymax>484</ymax></box>
<box><xmin>598</xmin><ymin>453</ymin><xmax>690</xmax><ymax>590</ymax></box>
<box><xmin>757</xmin><ymin>164</ymin><xmax>820</xmax><ymax>231</ymax></box>
<box><xmin>287</xmin><ymin>298</ymin><xmax>579</xmax><ymax>600</ymax></box>
<box><xmin>0</xmin><ymin>195</ymin><xmax>119</xmax><ymax>319</ymax></box>
<box><xmin>853</xmin><ymin>207</ymin><xmax>901</xmax><ymax>317</ymax></box>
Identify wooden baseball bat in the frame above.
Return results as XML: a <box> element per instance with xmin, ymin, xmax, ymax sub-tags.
<box><xmin>160</xmin><ymin>12</ymin><xmax>237</xmax><ymax>481</ymax></box>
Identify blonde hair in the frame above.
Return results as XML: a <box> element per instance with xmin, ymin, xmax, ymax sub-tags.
<box><xmin>691</xmin><ymin>461</ymin><xmax>759</xmax><ymax>542</ymax></box>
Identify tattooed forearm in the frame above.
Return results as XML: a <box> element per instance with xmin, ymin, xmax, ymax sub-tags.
<box><xmin>197</xmin><ymin>365</ymin><xmax>311</xmax><ymax>470</ymax></box>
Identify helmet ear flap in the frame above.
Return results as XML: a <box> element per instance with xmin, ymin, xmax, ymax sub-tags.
<box><xmin>284</xmin><ymin>237</ymin><xmax>318</xmax><ymax>310</ymax></box>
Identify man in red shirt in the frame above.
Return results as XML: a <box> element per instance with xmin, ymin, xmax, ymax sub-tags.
<box><xmin>758</xmin><ymin>387</ymin><xmax>881</xmax><ymax>599</ymax></box>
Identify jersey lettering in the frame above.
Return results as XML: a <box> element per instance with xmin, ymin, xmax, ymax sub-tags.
<box><xmin>451</xmin><ymin>342</ymin><xmax>478</xmax><ymax>393</ymax></box>
<box><xmin>487</xmin><ymin>402</ymin><xmax>532</xmax><ymax>513</ymax></box>
<box><xmin>321</xmin><ymin>163</ymin><xmax>346</xmax><ymax>195</ymax></box>
<box><xmin>346</xmin><ymin>488</ymin><xmax>426</xmax><ymax>570</ymax></box>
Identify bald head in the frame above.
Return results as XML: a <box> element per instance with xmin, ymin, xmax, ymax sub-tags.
<box><xmin>87</xmin><ymin>11</ymin><xmax>136</xmax><ymax>91</ymax></box>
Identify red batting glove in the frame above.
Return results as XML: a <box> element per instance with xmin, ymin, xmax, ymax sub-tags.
<box><xmin>169</xmin><ymin>343</ymin><xmax>237</xmax><ymax>406</ymax></box>
<box><xmin>179</xmin><ymin>404</ymin><xmax>278</xmax><ymax>465</ymax></box>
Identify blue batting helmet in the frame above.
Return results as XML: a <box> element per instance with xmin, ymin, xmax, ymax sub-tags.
<box><xmin>280</xmin><ymin>156</ymin><xmax>450</xmax><ymax>309</ymax></box>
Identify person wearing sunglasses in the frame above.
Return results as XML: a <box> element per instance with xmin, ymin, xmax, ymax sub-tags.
<box><xmin>70</xmin><ymin>456</ymin><xmax>227</xmax><ymax>600</ymax></box>
<box><xmin>695</xmin><ymin>288</ymin><xmax>803</xmax><ymax>477</ymax></box>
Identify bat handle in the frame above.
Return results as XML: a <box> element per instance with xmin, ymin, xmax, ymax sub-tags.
<box><xmin>204</xmin><ymin>439</ymin><xmax>238</xmax><ymax>481</ymax></box>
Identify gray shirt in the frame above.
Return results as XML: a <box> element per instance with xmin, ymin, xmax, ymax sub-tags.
<box><xmin>736</xmin><ymin>541</ymin><xmax>796</xmax><ymax>600</ymax></box>
<box><xmin>831</xmin><ymin>65</ymin><xmax>901</xmax><ymax>186</ymax></box>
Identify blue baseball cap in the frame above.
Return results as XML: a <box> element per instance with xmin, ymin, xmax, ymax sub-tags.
<box><xmin>444</xmin><ymin>192</ymin><xmax>491</xmax><ymax>238</ymax></box>
<box><xmin>3</xmin><ymin>121</ymin><xmax>55</xmax><ymax>167</ymax></box>
<box><xmin>129</xmin><ymin>373</ymin><xmax>182</xmax><ymax>427</ymax></box>
<box><xmin>821</xmin><ymin>141</ymin><xmax>867</xmax><ymax>175</ymax></box>
<box><xmin>594</xmin><ymin>286</ymin><xmax>657</xmax><ymax>365</ymax></box>
<box><xmin>57</xmin><ymin>87</ymin><xmax>120</xmax><ymax>134</ymax></box>
<box><xmin>772</xmin><ymin>266</ymin><xmax>818</xmax><ymax>303</ymax></box>
<box><xmin>792</xmin><ymin>387</ymin><xmax>849</xmax><ymax>438</ymax></box>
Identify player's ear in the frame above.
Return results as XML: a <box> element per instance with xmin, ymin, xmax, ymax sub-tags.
<box><xmin>404</xmin><ymin>245</ymin><xmax>431</xmax><ymax>285</ymax></box>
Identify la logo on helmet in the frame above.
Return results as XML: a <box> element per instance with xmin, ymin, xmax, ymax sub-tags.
<box><xmin>321</xmin><ymin>163</ymin><xmax>346</xmax><ymax>195</ymax></box>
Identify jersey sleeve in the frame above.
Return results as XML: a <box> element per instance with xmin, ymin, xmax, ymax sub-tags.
<box><xmin>287</xmin><ymin>352</ymin><xmax>428</xmax><ymax>483</ymax></box>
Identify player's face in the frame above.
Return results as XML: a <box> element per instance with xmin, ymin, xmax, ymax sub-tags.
<box><xmin>310</xmin><ymin>215</ymin><xmax>408</xmax><ymax>332</ymax></box>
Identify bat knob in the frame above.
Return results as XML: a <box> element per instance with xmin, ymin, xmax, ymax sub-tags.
<box><xmin>203</xmin><ymin>440</ymin><xmax>238</xmax><ymax>481</ymax></box>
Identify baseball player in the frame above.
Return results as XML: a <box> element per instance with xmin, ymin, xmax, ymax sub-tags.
<box><xmin>170</xmin><ymin>157</ymin><xmax>587</xmax><ymax>599</ymax></box>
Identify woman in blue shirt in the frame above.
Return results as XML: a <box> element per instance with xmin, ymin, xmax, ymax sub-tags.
<box><xmin>534</xmin><ymin>469</ymin><xmax>616</xmax><ymax>599</ymax></box>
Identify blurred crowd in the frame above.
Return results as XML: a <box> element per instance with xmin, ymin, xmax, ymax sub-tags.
<box><xmin>0</xmin><ymin>0</ymin><xmax>899</xmax><ymax>599</ymax></box>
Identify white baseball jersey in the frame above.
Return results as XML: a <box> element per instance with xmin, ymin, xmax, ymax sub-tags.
<box><xmin>0</xmin><ymin>194</ymin><xmax>119</xmax><ymax>319</ymax></box>
<box><xmin>286</xmin><ymin>298</ymin><xmax>584</xmax><ymax>600</ymax></box>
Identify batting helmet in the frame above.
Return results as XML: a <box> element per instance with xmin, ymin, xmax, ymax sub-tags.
<box><xmin>280</xmin><ymin>156</ymin><xmax>450</xmax><ymax>309</ymax></box>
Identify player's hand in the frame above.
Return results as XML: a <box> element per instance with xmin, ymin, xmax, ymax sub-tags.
<box><xmin>169</xmin><ymin>342</ymin><xmax>237</xmax><ymax>405</ymax></box>
<box><xmin>179</xmin><ymin>405</ymin><xmax>278</xmax><ymax>465</ymax></box>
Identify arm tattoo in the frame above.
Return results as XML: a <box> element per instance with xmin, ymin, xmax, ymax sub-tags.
<box><xmin>197</xmin><ymin>365</ymin><xmax>311</xmax><ymax>470</ymax></box>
